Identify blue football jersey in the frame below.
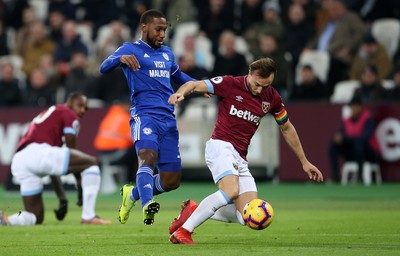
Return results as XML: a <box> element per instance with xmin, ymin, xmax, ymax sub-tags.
<box><xmin>100</xmin><ymin>40</ymin><xmax>193</xmax><ymax>120</ymax></box>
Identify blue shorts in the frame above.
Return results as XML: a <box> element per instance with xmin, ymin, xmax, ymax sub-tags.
<box><xmin>131</xmin><ymin>115</ymin><xmax>181</xmax><ymax>172</ymax></box>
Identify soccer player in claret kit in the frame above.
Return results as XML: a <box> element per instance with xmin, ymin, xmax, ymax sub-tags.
<box><xmin>100</xmin><ymin>9</ymin><xmax>196</xmax><ymax>225</ymax></box>
<box><xmin>0</xmin><ymin>92</ymin><xmax>111</xmax><ymax>226</ymax></box>
<box><xmin>168</xmin><ymin>57</ymin><xmax>324</xmax><ymax>244</ymax></box>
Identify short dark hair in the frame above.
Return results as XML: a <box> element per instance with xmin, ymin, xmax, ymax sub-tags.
<box><xmin>66</xmin><ymin>91</ymin><xmax>86</xmax><ymax>102</ymax></box>
<box><xmin>249</xmin><ymin>57</ymin><xmax>277</xmax><ymax>78</ymax></box>
<box><xmin>140</xmin><ymin>9</ymin><xmax>166</xmax><ymax>24</ymax></box>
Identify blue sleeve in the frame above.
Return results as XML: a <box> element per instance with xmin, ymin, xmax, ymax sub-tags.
<box><xmin>99</xmin><ymin>42</ymin><xmax>130</xmax><ymax>73</ymax></box>
<box><xmin>171</xmin><ymin>68</ymin><xmax>196</xmax><ymax>85</ymax></box>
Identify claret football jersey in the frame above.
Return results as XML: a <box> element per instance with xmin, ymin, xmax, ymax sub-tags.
<box><xmin>16</xmin><ymin>105</ymin><xmax>79</xmax><ymax>151</ymax></box>
<box><xmin>205</xmin><ymin>75</ymin><xmax>288</xmax><ymax>160</ymax></box>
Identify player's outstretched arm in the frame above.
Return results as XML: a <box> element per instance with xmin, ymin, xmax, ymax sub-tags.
<box><xmin>279</xmin><ymin>120</ymin><xmax>324</xmax><ymax>182</ymax></box>
<box><xmin>168</xmin><ymin>80</ymin><xmax>209</xmax><ymax>106</ymax></box>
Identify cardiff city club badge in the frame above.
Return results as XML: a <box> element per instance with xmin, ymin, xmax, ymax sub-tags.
<box><xmin>162</xmin><ymin>53</ymin><xmax>169</xmax><ymax>61</ymax></box>
<box><xmin>262</xmin><ymin>101</ymin><xmax>270</xmax><ymax>113</ymax></box>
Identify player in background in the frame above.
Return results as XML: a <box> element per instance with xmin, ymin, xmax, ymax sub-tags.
<box><xmin>0</xmin><ymin>92</ymin><xmax>111</xmax><ymax>226</ymax></box>
<box><xmin>167</xmin><ymin>57</ymin><xmax>324</xmax><ymax>244</ymax></box>
<box><xmin>99</xmin><ymin>9</ymin><xmax>196</xmax><ymax>225</ymax></box>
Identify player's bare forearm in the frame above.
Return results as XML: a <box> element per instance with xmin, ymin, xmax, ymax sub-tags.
<box><xmin>51</xmin><ymin>176</ymin><xmax>68</xmax><ymax>221</ymax></box>
<box><xmin>179</xmin><ymin>81</ymin><xmax>208</xmax><ymax>95</ymax></box>
<box><xmin>280</xmin><ymin>121</ymin><xmax>308</xmax><ymax>164</ymax></box>
<box><xmin>169</xmin><ymin>81</ymin><xmax>208</xmax><ymax>105</ymax></box>
<box><xmin>50</xmin><ymin>176</ymin><xmax>67</xmax><ymax>201</ymax></box>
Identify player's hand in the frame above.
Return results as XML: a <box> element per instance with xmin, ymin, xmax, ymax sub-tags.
<box><xmin>76</xmin><ymin>185</ymin><xmax>83</xmax><ymax>207</ymax></box>
<box><xmin>168</xmin><ymin>93</ymin><xmax>185</xmax><ymax>106</ymax></box>
<box><xmin>303</xmin><ymin>162</ymin><xmax>324</xmax><ymax>182</ymax></box>
<box><xmin>120</xmin><ymin>55</ymin><xmax>140</xmax><ymax>71</ymax></box>
<box><xmin>203</xmin><ymin>92</ymin><xmax>212</xmax><ymax>98</ymax></box>
<box><xmin>54</xmin><ymin>199</ymin><xmax>68</xmax><ymax>221</ymax></box>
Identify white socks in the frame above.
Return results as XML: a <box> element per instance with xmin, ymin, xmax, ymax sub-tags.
<box><xmin>211</xmin><ymin>204</ymin><xmax>245</xmax><ymax>225</ymax></box>
<box><xmin>81</xmin><ymin>165</ymin><xmax>101</xmax><ymax>220</ymax></box>
<box><xmin>8</xmin><ymin>210</ymin><xmax>37</xmax><ymax>226</ymax></box>
<box><xmin>182</xmin><ymin>190</ymin><xmax>230</xmax><ymax>232</ymax></box>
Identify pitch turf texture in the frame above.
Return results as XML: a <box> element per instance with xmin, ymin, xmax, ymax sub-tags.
<box><xmin>1</xmin><ymin>183</ymin><xmax>399</xmax><ymax>256</ymax></box>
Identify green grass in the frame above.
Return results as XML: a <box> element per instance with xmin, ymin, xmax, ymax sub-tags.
<box><xmin>1</xmin><ymin>182</ymin><xmax>400</xmax><ymax>256</ymax></box>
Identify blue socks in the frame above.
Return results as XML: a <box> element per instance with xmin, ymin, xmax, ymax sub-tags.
<box><xmin>134</xmin><ymin>167</ymin><xmax>166</xmax><ymax>207</ymax></box>
<box><xmin>136</xmin><ymin>165</ymin><xmax>154</xmax><ymax>207</ymax></box>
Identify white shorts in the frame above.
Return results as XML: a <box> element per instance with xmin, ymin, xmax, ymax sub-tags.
<box><xmin>205</xmin><ymin>139</ymin><xmax>257</xmax><ymax>194</ymax></box>
<box><xmin>11</xmin><ymin>143</ymin><xmax>70</xmax><ymax>196</ymax></box>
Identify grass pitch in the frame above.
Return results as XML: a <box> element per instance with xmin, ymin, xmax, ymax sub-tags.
<box><xmin>0</xmin><ymin>182</ymin><xmax>399</xmax><ymax>256</ymax></box>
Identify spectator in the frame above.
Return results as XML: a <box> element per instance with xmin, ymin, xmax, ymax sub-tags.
<box><xmin>25</xmin><ymin>68</ymin><xmax>55</xmax><ymax>107</ymax></box>
<box><xmin>38</xmin><ymin>54</ymin><xmax>62</xmax><ymax>91</ymax></box>
<box><xmin>179</xmin><ymin>34</ymin><xmax>211</xmax><ymax>71</ymax></box>
<box><xmin>347</xmin><ymin>0</ymin><xmax>400</xmax><ymax>25</ymax></box>
<box><xmin>283</xmin><ymin>3</ymin><xmax>315</xmax><ymax>75</ymax></box>
<box><xmin>48</xmin><ymin>0</ymin><xmax>76</xmax><ymax>21</ymax></box>
<box><xmin>196</xmin><ymin>0</ymin><xmax>235</xmax><ymax>54</ymax></box>
<box><xmin>119</xmin><ymin>0</ymin><xmax>152</xmax><ymax>37</ymax></box>
<box><xmin>384</xmin><ymin>65</ymin><xmax>400</xmax><ymax>102</ymax></box>
<box><xmin>234</xmin><ymin>0</ymin><xmax>264</xmax><ymax>35</ymax></box>
<box><xmin>174</xmin><ymin>51</ymin><xmax>210</xmax><ymax>117</ymax></box>
<box><xmin>88</xmin><ymin>68</ymin><xmax>129</xmax><ymax>105</ymax></box>
<box><xmin>53</xmin><ymin>20</ymin><xmax>88</xmax><ymax>72</ymax></box>
<box><xmin>328</xmin><ymin>95</ymin><xmax>380</xmax><ymax>183</ymax></box>
<box><xmin>78</xmin><ymin>0</ymin><xmax>119</xmax><ymax>40</ymax></box>
<box><xmin>290</xmin><ymin>64</ymin><xmax>327</xmax><ymax>102</ymax></box>
<box><xmin>21</xmin><ymin>20</ymin><xmax>56</xmax><ymax>77</ymax></box>
<box><xmin>353</xmin><ymin>64</ymin><xmax>386</xmax><ymax>103</ymax></box>
<box><xmin>211</xmin><ymin>30</ymin><xmax>247</xmax><ymax>77</ymax></box>
<box><xmin>162</xmin><ymin>0</ymin><xmax>197</xmax><ymax>31</ymax></box>
<box><xmin>257</xmin><ymin>33</ymin><xmax>290</xmax><ymax>97</ymax></box>
<box><xmin>306</xmin><ymin>0</ymin><xmax>366</xmax><ymax>96</ymax></box>
<box><xmin>63</xmin><ymin>52</ymin><xmax>96</xmax><ymax>100</ymax></box>
<box><xmin>0</xmin><ymin>63</ymin><xmax>23</xmax><ymax>106</ymax></box>
<box><xmin>47</xmin><ymin>10</ymin><xmax>66</xmax><ymax>43</ymax></box>
<box><xmin>290</xmin><ymin>0</ymin><xmax>319</xmax><ymax>26</ymax></box>
<box><xmin>349</xmin><ymin>33</ymin><xmax>392</xmax><ymax>81</ymax></box>
<box><xmin>14</xmin><ymin>7</ymin><xmax>38</xmax><ymax>56</ymax></box>
<box><xmin>94</xmin><ymin>98</ymin><xmax>136</xmax><ymax>184</ymax></box>
<box><xmin>243</xmin><ymin>0</ymin><xmax>284</xmax><ymax>57</ymax></box>
<box><xmin>96</xmin><ymin>20</ymin><xmax>130</xmax><ymax>64</ymax></box>
<box><xmin>1</xmin><ymin>0</ymin><xmax>29</xmax><ymax>30</ymax></box>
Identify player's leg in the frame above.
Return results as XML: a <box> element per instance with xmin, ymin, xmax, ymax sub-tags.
<box><xmin>170</xmin><ymin>139</ymin><xmax>239</xmax><ymax>244</ymax></box>
<box><xmin>6</xmin><ymin>193</ymin><xmax>41</xmax><ymax>226</ymax></box>
<box><xmin>156</xmin><ymin>118</ymin><xmax>182</xmax><ymax>193</ymax></box>
<box><xmin>170</xmin><ymin>175</ymin><xmax>236</xmax><ymax>244</ymax></box>
<box><xmin>22</xmin><ymin>194</ymin><xmax>44</xmax><ymax>223</ymax></box>
<box><xmin>8</xmin><ymin>144</ymin><xmax>44</xmax><ymax>225</ymax></box>
<box><xmin>67</xmin><ymin>149</ymin><xmax>111</xmax><ymax>224</ymax></box>
<box><xmin>183</xmin><ymin>174</ymin><xmax>238</xmax><ymax>231</ymax></box>
<box><xmin>136</xmin><ymin>146</ymin><xmax>160</xmax><ymax>225</ymax></box>
<box><xmin>212</xmin><ymin>167</ymin><xmax>258</xmax><ymax>225</ymax></box>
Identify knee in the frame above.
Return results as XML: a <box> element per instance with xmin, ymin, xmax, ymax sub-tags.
<box><xmin>224</xmin><ymin>188</ymin><xmax>240</xmax><ymax>201</ymax></box>
<box><xmin>162</xmin><ymin>179</ymin><xmax>180</xmax><ymax>191</ymax></box>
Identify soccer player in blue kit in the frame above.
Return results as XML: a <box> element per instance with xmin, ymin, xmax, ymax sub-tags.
<box><xmin>99</xmin><ymin>9</ymin><xmax>195</xmax><ymax>225</ymax></box>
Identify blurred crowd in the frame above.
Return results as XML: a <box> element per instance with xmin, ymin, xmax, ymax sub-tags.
<box><xmin>0</xmin><ymin>0</ymin><xmax>400</xmax><ymax>109</ymax></box>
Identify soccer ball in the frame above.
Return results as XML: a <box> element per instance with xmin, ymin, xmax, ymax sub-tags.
<box><xmin>243</xmin><ymin>199</ymin><xmax>274</xmax><ymax>230</ymax></box>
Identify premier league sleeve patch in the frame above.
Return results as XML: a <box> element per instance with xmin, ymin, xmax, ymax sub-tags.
<box><xmin>211</xmin><ymin>76</ymin><xmax>223</xmax><ymax>84</ymax></box>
